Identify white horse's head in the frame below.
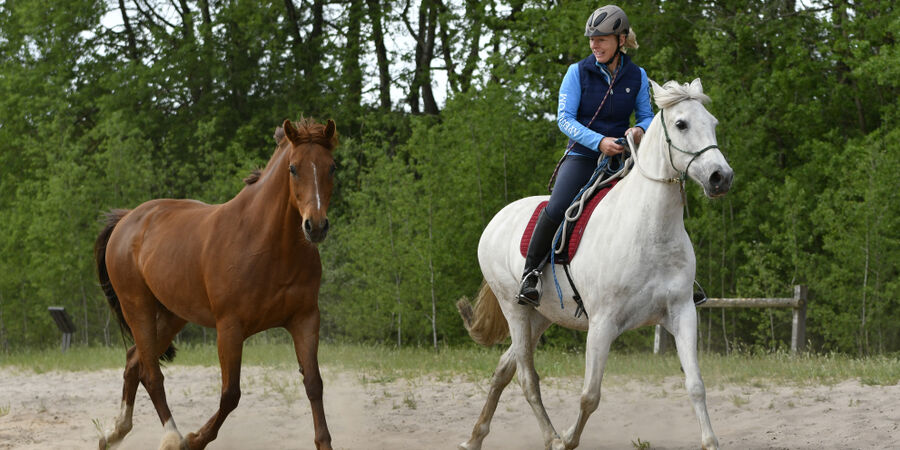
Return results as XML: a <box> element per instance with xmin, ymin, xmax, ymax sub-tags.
<box><xmin>648</xmin><ymin>79</ymin><xmax>733</xmax><ymax>197</ymax></box>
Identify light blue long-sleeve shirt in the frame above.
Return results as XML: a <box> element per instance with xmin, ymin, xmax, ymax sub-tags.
<box><xmin>556</xmin><ymin>61</ymin><xmax>654</xmax><ymax>156</ymax></box>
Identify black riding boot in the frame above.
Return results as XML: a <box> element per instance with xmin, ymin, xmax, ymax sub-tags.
<box><xmin>517</xmin><ymin>210</ymin><xmax>559</xmax><ymax>307</ymax></box>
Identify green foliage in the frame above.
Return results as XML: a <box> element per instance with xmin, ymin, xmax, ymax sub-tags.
<box><xmin>0</xmin><ymin>1</ymin><xmax>898</xmax><ymax>354</ymax></box>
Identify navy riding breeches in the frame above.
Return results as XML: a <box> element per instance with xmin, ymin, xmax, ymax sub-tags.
<box><xmin>545</xmin><ymin>154</ymin><xmax>598</xmax><ymax>224</ymax></box>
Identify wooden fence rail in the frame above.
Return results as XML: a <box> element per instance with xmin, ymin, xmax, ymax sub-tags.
<box><xmin>654</xmin><ymin>285</ymin><xmax>808</xmax><ymax>354</ymax></box>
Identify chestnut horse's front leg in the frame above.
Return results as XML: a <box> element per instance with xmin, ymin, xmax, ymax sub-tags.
<box><xmin>185</xmin><ymin>322</ymin><xmax>244</xmax><ymax>449</ymax></box>
<box><xmin>288</xmin><ymin>308</ymin><xmax>333</xmax><ymax>450</ymax></box>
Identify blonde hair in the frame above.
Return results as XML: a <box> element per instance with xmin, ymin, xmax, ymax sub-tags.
<box><xmin>623</xmin><ymin>28</ymin><xmax>639</xmax><ymax>52</ymax></box>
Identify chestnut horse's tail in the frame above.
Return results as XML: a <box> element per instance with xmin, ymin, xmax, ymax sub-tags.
<box><xmin>95</xmin><ymin>210</ymin><xmax>176</xmax><ymax>362</ymax></box>
<box><xmin>456</xmin><ymin>280</ymin><xmax>509</xmax><ymax>346</ymax></box>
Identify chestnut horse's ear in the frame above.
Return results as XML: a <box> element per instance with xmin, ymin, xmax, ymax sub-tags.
<box><xmin>283</xmin><ymin>119</ymin><xmax>300</xmax><ymax>145</ymax></box>
<box><xmin>324</xmin><ymin>119</ymin><xmax>336</xmax><ymax>140</ymax></box>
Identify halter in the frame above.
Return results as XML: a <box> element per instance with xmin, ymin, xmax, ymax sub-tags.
<box><xmin>631</xmin><ymin>108</ymin><xmax>721</xmax><ymax>190</ymax></box>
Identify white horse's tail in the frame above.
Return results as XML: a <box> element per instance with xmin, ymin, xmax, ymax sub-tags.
<box><xmin>457</xmin><ymin>280</ymin><xmax>509</xmax><ymax>346</ymax></box>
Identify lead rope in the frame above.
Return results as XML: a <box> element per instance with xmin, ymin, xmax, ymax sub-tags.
<box><xmin>549</xmin><ymin>148</ymin><xmax>633</xmax><ymax>318</ymax></box>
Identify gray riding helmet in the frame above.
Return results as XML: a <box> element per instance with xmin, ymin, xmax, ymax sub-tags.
<box><xmin>584</xmin><ymin>5</ymin><xmax>630</xmax><ymax>37</ymax></box>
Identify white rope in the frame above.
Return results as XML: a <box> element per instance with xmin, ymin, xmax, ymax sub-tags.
<box><xmin>628</xmin><ymin>132</ymin><xmax>680</xmax><ymax>185</ymax></box>
<box><xmin>553</xmin><ymin>156</ymin><xmax>631</xmax><ymax>256</ymax></box>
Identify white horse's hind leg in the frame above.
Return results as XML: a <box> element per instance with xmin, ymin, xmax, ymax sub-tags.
<box><xmin>460</xmin><ymin>310</ymin><xmax>553</xmax><ymax>450</ymax></box>
<box><xmin>458</xmin><ymin>347</ymin><xmax>516</xmax><ymax>450</ymax></box>
<box><xmin>667</xmin><ymin>306</ymin><xmax>718</xmax><ymax>450</ymax></box>
<box><xmin>511</xmin><ymin>309</ymin><xmax>563</xmax><ymax>450</ymax></box>
<box><xmin>562</xmin><ymin>320</ymin><xmax>617</xmax><ymax>449</ymax></box>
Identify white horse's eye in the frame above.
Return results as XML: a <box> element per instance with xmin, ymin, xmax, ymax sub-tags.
<box><xmin>675</xmin><ymin>120</ymin><xmax>688</xmax><ymax>130</ymax></box>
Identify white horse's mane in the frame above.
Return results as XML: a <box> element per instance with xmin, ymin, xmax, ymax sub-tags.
<box><xmin>652</xmin><ymin>79</ymin><xmax>711</xmax><ymax>109</ymax></box>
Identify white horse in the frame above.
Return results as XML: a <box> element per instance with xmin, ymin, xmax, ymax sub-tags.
<box><xmin>457</xmin><ymin>79</ymin><xmax>732</xmax><ymax>450</ymax></box>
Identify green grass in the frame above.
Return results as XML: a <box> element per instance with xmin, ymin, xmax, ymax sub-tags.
<box><xmin>1</xmin><ymin>342</ymin><xmax>898</xmax><ymax>386</ymax></box>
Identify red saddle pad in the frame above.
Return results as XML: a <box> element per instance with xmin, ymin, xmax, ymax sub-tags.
<box><xmin>519</xmin><ymin>179</ymin><xmax>619</xmax><ymax>263</ymax></box>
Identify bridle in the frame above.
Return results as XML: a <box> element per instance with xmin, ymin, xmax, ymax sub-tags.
<box><xmin>630</xmin><ymin>108</ymin><xmax>721</xmax><ymax>189</ymax></box>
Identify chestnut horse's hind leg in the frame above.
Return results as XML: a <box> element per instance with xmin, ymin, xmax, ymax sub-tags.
<box><xmin>99</xmin><ymin>345</ymin><xmax>141</xmax><ymax>449</ymax></box>
<box><xmin>101</xmin><ymin>300</ymin><xmax>186</xmax><ymax>450</ymax></box>
<box><xmin>184</xmin><ymin>321</ymin><xmax>245</xmax><ymax>449</ymax></box>
<box><xmin>287</xmin><ymin>308</ymin><xmax>333</xmax><ymax>450</ymax></box>
<box><xmin>102</xmin><ymin>312</ymin><xmax>188</xmax><ymax>449</ymax></box>
<box><xmin>123</xmin><ymin>302</ymin><xmax>188</xmax><ymax>449</ymax></box>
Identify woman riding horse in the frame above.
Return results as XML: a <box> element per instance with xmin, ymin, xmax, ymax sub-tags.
<box><xmin>518</xmin><ymin>4</ymin><xmax>652</xmax><ymax>307</ymax></box>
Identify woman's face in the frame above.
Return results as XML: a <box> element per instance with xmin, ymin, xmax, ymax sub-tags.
<box><xmin>589</xmin><ymin>35</ymin><xmax>624</xmax><ymax>64</ymax></box>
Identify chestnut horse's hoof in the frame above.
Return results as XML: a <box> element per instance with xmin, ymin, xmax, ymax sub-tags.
<box><xmin>158</xmin><ymin>430</ymin><xmax>185</xmax><ymax>450</ymax></box>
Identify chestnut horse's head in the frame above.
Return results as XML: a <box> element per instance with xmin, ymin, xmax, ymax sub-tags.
<box><xmin>281</xmin><ymin>118</ymin><xmax>338</xmax><ymax>244</ymax></box>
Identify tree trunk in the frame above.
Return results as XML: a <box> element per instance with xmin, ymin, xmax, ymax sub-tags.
<box><xmin>388</xmin><ymin>207</ymin><xmax>403</xmax><ymax>347</ymax></box>
<box><xmin>427</xmin><ymin>196</ymin><xmax>438</xmax><ymax>350</ymax></box>
<box><xmin>0</xmin><ymin>291</ymin><xmax>6</xmax><ymax>352</ymax></box>
<box><xmin>118</xmin><ymin>0</ymin><xmax>139</xmax><ymax>60</ymax></box>
<box><xmin>283</xmin><ymin>0</ymin><xmax>303</xmax><ymax>45</ymax></box>
<box><xmin>860</xmin><ymin>217</ymin><xmax>870</xmax><ymax>355</ymax></box>
<box><xmin>405</xmin><ymin>0</ymin><xmax>439</xmax><ymax>114</ymax></box>
<box><xmin>366</xmin><ymin>0</ymin><xmax>392</xmax><ymax>110</ymax></box>
<box><xmin>457</xmin><ymin>0</ymin><xmax>484</xmax><ymax>93</ymax></box>
<box><xmin>81</xmin><ymin>283</ymin><xmax>89</xmax><ymax>345</ymax></box>
<box><xmin>421</xmin><ymin>2</ymin><xmax>439</xmax><ymax>114</ymax></box>
<box><xmin>344</xmin><ymin>0</ymin><xmax>364</xmax><ymax>110</ymax></box>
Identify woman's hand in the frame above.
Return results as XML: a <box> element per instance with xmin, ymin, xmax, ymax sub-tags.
<box><xmin>625</xmin><ymin>127</ymin><xmax>644</xmax><ymax>146</ymax></box>
<box><xmin>599</xmin><ymin>137</ymin><xmax>624</xmax><ymax>156</ymax></box>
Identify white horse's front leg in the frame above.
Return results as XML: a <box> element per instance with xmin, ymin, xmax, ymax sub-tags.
<box><xmin>562</xmin><ymin>320</ymin><xmax>617</xmax><ymax>449</ymax></box>
<box><xmin>511</xmin><ymin>308</ymin><xmax>563</xmax><ymax>450</ymax></box>
<box><xmin>668</xmin><ymin>305</ymin><xmax>718</xmax><ymax>450</ymax></box>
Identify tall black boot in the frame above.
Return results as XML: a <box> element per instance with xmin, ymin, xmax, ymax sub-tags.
<box><xmin>517</xmin><ymin>210</ymin><xmax>559</xmax><ymax>307</ymax></box>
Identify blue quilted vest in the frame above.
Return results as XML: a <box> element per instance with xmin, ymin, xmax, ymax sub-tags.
<box><xmin>568</xmin><ymin>53</ymin><xmax>642</xmax><ymax>159</ymax></box>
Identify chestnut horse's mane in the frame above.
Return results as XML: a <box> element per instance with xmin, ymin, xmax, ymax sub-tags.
<box><xmin>243</xmin><ymin>118</ymin><xmax>337</xmax><ymax>186</ymax></box>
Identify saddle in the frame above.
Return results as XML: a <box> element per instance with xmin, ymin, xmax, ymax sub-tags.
<box><xmin>519</xmin><ymin>178</ymin><xmax>619</xmax><ymax>264</ymax></box>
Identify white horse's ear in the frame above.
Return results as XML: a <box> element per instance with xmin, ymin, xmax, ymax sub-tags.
<box><xmin>690</xmin><ymin>78</ymin><xmax>703</xmax><ymax>94</ymax></box>
<box><xmin>649</xmin><ymin>79</ymin><xmax>663</xmax><ymax>107</ymax></box>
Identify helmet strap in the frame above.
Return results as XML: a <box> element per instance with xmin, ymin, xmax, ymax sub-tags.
<box><xmin>602</xmin><ymin>48</ymin><xmax>620</xmax><ymax>67</ymax></box>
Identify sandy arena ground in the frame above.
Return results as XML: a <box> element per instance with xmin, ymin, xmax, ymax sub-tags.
<box><xmin>1</xmin><ymin>364</ymin><xmax>898</xmax><ymax>449</ymax></box>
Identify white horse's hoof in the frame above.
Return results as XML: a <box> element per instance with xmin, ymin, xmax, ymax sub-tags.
<box><xmin>561</xmin><ymin>426</ymin><xmax>579</xmax><ymax>449</ymax></box>
<box><xmin>548</xmin><ymin>437</ymin><xmax>567</xmax><ymax>450</ymax></box>
<box><xmin>458</xmin><ymin>441</ymin><xmax>480</xmax><ymax>450</ymax></box>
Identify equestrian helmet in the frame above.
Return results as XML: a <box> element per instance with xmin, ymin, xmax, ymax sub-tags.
<box><xmin>584</xmin><ymin>5</ymin><xmax>630</xmax><ymax>37</ymax></box>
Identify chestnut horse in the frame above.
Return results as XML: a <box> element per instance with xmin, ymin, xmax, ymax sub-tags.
<box><xmin>94</xmin><ymin>118</ymin><xmax>338</xmax><ymax>450</ymax></box>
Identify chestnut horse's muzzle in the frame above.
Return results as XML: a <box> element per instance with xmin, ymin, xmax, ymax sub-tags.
<box><xmin>303</xmin><ymin>217</ymin><xmax>329</xmax><ymax>243</ymax></box>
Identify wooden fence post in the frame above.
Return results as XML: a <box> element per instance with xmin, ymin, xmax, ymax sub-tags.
<box><xmin>653</xmin><ymin>324</ymin><xmax>669</xmax><ymax>354</ymax></box>
<box><xmin>791</xmin><ymin>285</ymin><xmax>808</xmax><ymax>354</ymax></box>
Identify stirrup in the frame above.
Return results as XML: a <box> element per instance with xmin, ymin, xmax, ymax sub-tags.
<box><xmin>516</xmin><ymin>269</ymin><xmax>542</xmax><ymax>307</ymax></box>
<box><xmin>693</xmin><ymin>280</ymin><xmax>708</xmax><ymax>306</ymax></box>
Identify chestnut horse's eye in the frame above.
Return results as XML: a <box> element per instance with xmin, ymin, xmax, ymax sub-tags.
<box><xmin>675</xmin><ymin>120</ymin><xmax>688</xmax><ymax>131</ymax></box>
<box><xmin>289</xmin><ymin>164</ymin><xmax>297</xmax><ymax>176</ymax></box>
<box><xmin>329</xmin><ymin>164</ymin><xmax>336</xmax><ymax>177</ymax></box>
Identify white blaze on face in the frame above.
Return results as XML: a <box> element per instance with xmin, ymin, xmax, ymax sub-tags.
<box><xmin>311</xmin><ymin>162</ymin><xmax>321</xmax><ymax>210</ymax></box>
